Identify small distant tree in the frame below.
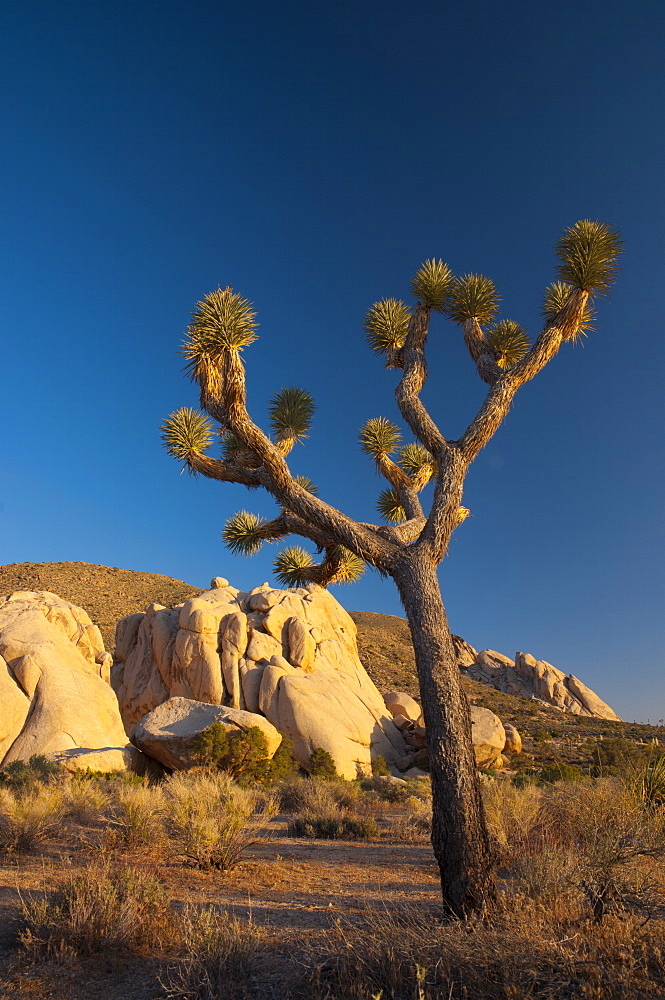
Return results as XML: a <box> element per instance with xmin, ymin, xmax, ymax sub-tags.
<box><xmin>162</xmin><ymin>221</ymin><xmax>621</xmax><ymax>917</ymax></box>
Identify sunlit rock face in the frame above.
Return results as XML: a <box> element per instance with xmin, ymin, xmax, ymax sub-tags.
<box><xmin>459</xmin><ymin>645</ymin><xmax>620</xmax><ymax>721</ymax></box>
<box><xmin>0</xmin><ymin>591</ymin><xmax>133</xmax><ymax>767</ymax></box>
<box><xmin>113</xmin><ymin>579</ymin><xmax>406</xmax><ymax>779</ymax></box>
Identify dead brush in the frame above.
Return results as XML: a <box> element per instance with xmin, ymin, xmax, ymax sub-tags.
<box><xmin>482</xmin><ymin>777</ymin><xmax>543</xmax><ymax>853</ymax></box>
<box><xmin>61</xmin><ymin>775</ymin><xmax>110</xmax><ymax>827</ymax></box>
<box><xmin>19</xmin><ymin>862</ymin><xmax>175</xmax><ymax>960</ymax></box>
<box><xmin>164</xmin><ymin>769</ymin><xmax>276</xmax><ymax>871</ymax></box>
<box><xmin>111</xmin><ymin>781</ymin><xmax>166</xmax><ymax>851</ymax></box>
<box><xmin>0</xmin><ymin>784</ymin><xmax>64</xmax><ymax>852</ymax></box>
<box><xmin>388</xmin><ymin>794</ymin><xmax>432</xmax><ymax>842</ymax></box>
<box><xmin>298</xmin><ymin>902</ymin><xmax>665</xmax><ymax>999</ymax></box>
<box><xmin>277</xmin><ymin>776</ymin><xmax>361</xmax><ymax>814</ymax></box>
<box><xmin>162</xmin><ymin>904</ymin><xmax>263</xmax><ymax>999</ymax></box>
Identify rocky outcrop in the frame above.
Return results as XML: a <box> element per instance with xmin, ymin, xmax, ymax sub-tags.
<box><xmin>460</xmin><ymin>648</ymin><xmax>620</xmax><ymax>720</ymax></box>
<box><xmin>114</xmin><ymin>580</ymin><xmax>406</xmax><ymax>780</ymax></box>
<box><xmin>131</xmin><ymin>697</ymin><xmax>282</xmax><ymax>771</ymax></box>
<box><xmin>0</xmin><ymin>591</ymin><xmax>136</xmax><ymax>768</ymax></box>
<box><xmin>385</xmin><ymin>693</ymin><xmax>508</xmax><ymax>770</ymax></box>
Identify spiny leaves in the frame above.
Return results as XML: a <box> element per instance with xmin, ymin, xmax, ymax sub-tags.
<box><xmin>397</xmin><ymin>443</ymin><xmax>436</xmax><ymax>477</ymax></box>
<box><xmin>364</xmin><ymin>298</ymin><xmax>411</xmax><ymax>356</ymax></box>
<box><xmin>541</xmin><ymin>281</ymin><xmax>596</xmax><ymax>342</ymax></box>
<box><xmin>411</xmin><ymin>259</ymin><xmax>455</xmax><ymax>312</ymax></box>
<box><xmin>293</xmin><ymin>474</ymin><xmax>319</xmax><ymax>496</ymax></box>
<box><xmin>183</xmin><ymin>287</ymin><xmax>258</xmax><ymax>372</ymax></box>
<box><xmin>161</xmin><ymin>408</ymin><xmax>213</xmax><ymax>462</ymax></box>
<box><xmin>223</xmin><ymin>511</ymin><xmax>269</xmax><ymax>556</ymax></box>
<box><xmin>273</xmin><ymin>546</ymin><xmax>314</xmax><ymax>586</ymax></box>
<box><xmin>359</xmin><ymin>417</ymin><xmax>401</xmax><ymax>457</ymax></box>
<box><xmin>332</xmin><ymin>549</ymin><xmax>366</xmax><ymax>584</ymax></box>
<box><xmin>485</xmin><ymin>320</ymin><xmax>531</xmax><ymax>368</ymax></box>
<box><xmin>446</xmin><ymin>274</ymin><xmax>500</xmax><ymax>325</ymax></box>
<box><xmin>268</xmin><ymin>387</ymin><xmax>315</xmax><ymax>441</ymax></box>
<box><xmin>556</xmin><ymin>220</ymin><xmax>622</xmax><ymax>292</ymax></box>
<box><xmin>377</xmin><ymin>488</ymin><xmax>407</xmax><ymax>524</ymax></box>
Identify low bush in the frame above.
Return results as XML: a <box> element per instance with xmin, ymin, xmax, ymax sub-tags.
<box><xmin>19</xmin><ymin>863</ymin><xmax>174</xmax><ymax>960</ymax></box>
<box><xmin>163</xmin><ymin>905</ymin><xmax>262</xmax><ymax>999</ymax></box>
<box><xmin>389</xmin><ymin>795</ymin><xmax>432</xmax><ymax>842</ymax></box>
<box><xmin>0</xmin><ymin>755</ymin><xmax>62</xmax><ymax>788</ymax></box>
<box><xmin>164</xmin><ymin>769</ymin><xmax>276</xmax><ymax>870</ymax></box>
<box><xmin>277</xmin><ymin>776</ymin><xmax>361</xmax><ymax>814</ymax></box>
<box><xmin>305</xmin><ymin>748</ymin><xmax>338</xmax><ymax>779</ymax></box>
<box><xmin>192</xmin><ymin>724</ymin><xmax>298</xmax><ymax>784</ymax></box>
<box><xmin>288</xmin><ymin>813</ymin><xmax>378</xmax><ymax>840</ymax></box>
<box><xmin>0</xmin><ymin>785</ymin><xmax>64</xmax><ymax>852</ymax></box>
<box><xmin>539</xmin><ymin>762</ymin><xmax>586</xmax><ymax>784</ymax></box>
<box><xmin>112</xmin><ymin>782</ymin><xmax>166</xmax><ymax>850</ymax></box>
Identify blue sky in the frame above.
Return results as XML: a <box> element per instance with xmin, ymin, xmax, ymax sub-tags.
<box><xmin>1</xmin><ymin>1</ymin><xmax>663</xmax><ymax>721</ymax></box>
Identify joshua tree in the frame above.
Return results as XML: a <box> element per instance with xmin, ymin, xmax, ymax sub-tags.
<box><xmin>162</xmin><ymin>220</ymin><xmax>621</xmax><ymax>917</ymax></box>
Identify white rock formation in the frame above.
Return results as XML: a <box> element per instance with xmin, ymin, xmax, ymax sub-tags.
<box><xmin>114</xmin><ymin>581</ymin><xmax>406</xmax><ymax>779</ymax></box>
<box><xmin>131</xmin><ymin>696</ymin><xmax>283</xmax><ymax>771</ymax></box>
<box><xmin>461</xmin><ymin>648</ymin><xmax>620</xmax><ymax>720</ymax></box>
<box><xmin>0</xmin><ymin>591</ymin><xmax>136</xmax><ymax>768</ymax></box>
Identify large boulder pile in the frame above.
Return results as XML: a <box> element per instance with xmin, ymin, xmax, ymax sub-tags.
<box><xmin>114</xmin><ymin>579</ymin><xmax>406</xmax><ymax>779</ymax></box>
<box><xmin>0</xmin><ymin>591</ymin><xmax>139</xmax><ymax>770</ymax></box>
<box><xmin>384</xmin><ymin>691</ymin><xmax>509</xmax><ymax>771</ymax></box>
<box><xmin>452</xmin><ymin>638</ymin><xmax>620</xmax><ymax>720</ymax></box>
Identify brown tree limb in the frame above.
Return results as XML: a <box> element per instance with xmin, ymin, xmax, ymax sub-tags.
<box><xmin>395</xmin><ymin>303</ymin><xmax>451</xmax><ymax>462</ymax></box>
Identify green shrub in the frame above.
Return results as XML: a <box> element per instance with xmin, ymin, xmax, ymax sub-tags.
<box><xmin>371</xmin><ymin>754</ymin><xmax>389</xmax><ymax>776</ymax></box>
<box><xmin>590</xmin><ymin>737</ymin><xmax>645</xmax><ymax>777</ymax></box>
<box><xmin>306</xmin><ymin>748</ymin><xmax>338</xmax><ymax>779</ymax></box>
<box><xmin>539</xmin><ymin>762</ymin><xmax>585</xmax><ymax>784</ymax></box>
<box><xmin>191</xmin><ymin>724</ymin><xmax>297</xmax><ymax>784</ymax></box>
<box><xmin>288</xmin><ymin>813</ymin><xmax>379</xmax><ymax>839</ymax></box>
<box><xmin>0</xmin><ymin>755</ymin><xmax>62</xmax><ymax>789</ymax></box>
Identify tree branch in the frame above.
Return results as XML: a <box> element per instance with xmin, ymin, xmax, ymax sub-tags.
<box><xmin>458</xmin><ymin>290</ymin><xmax>588</xmax><ymax>464</ymax></box>
<box><xmin>395</xmin><ymin>303</ymin><xmax>450</xmax><ymax>462</ymax></box>
<box><xmin>463</xmin><ymin>319</ymin><xmax>502</xmax><ymax>385</ymax></box>
<box><xmin>198</xmin><ymin>353</ymin><xmax>398</xmax><ymax>570</ymax></box>
<box><xmin>188</xmin><ymin>453</ymin><xmax>262</xmax><ymax>488</ymax></box>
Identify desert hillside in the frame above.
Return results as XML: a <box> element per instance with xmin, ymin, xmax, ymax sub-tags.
<box><xmin>1</xmin><ymin>561</ymin><xmax>662</xmax><ymax>770</ymax></box>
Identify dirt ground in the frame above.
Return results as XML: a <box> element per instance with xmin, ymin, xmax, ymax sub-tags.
<box><xmin>0</xmin><ymin>816</ymin><xmax>440</xmax><ymax>1000</ymax></box>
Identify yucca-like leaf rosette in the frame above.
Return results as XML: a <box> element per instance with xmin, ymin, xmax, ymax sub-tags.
<box><xmin>293</xmin><ymin>475</ymin><xmax>319</xmax><ymax>496</ymax></box>
<box><xmin>411</xmin><ymin>259</ymin><xmax>454</xmax><ymax>312</ymax></box>
<box><xmin>377</xmin><ymin>488</ymin><xmax>407</xmax><ymax>524</ymax></box>
<box><xmin>556</xmin><ymin>220</ymin><xmax>622</xmax><ymax>292</ymax></box>
<box><xmin>331</xmin><ymin>548</ymin><xmax>366</xmax><ymax>584</ymax></box>
<box><xmin>273</xmin><ymin>546</ymin><xmax>314</xmax><ymax>587</ymax></box>
<box><xmin>485</xmin><ymin>320</ymin><xmax>530</xmax><ymax>368</ymax></box>
<box><xmin>359</xmin><ymin>417</ymin><xmax>401</xmax><ymax>458</ymax></box>
<box><xmin>397</xmin><ymin>443</ymin><xmax>437</xmax><ymax>479</ymax></box>
<box><xmin>268</xmin><ymin>387</ymin><xmax>315</xmax><ymax>447</ymax></box>
<box><xmin>364</xmin><ymin>298</ymin><xmax>411</xmax><ymax>357</ymax></box>
<box><xmin>541</xmin><ymin>282</ymin><xmax>596</xmax><ymax>342</ymax></box>
<box><xmin>223</xmin><ymin>511</ymin><xmax>270</xmax><ymax>556</ymax></box>
<box><xmin>183</xmin><ymin>287</ymin><xmax>258</xmax><ymax>377</ymax></box>
<box><xmin>446</xmin><ymin>274</ymin><xmax>500</xmax><ymax>326</ymax></box>
<box><xmin>161</xmin><ymin>408</ymin><xmax>213</xmax><ymax>463</ymax></box>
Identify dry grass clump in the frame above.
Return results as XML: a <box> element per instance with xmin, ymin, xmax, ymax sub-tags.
<box><xmin>0</xmin><ymin>784</ymin><xmax>65</xmax><ymax>852</ymax></box>
<box><xmin>163</xmin><ymin>905</ymin><xmax>263</xmax><ymax>999</ymax></box>
<box><xmin>277</xmin><ymin>776</ymin><xmax>361</xmax><ymax>814</ymax></box>
<box><xmin>482</xmin><ymin>778</ymin><xmax>543</xmax><ymax>849</ymax></box>
<box><xmin>19</xmin><ymin>862</ymin><xmax>175</xmax><ymax>961</ymax></box>
<box><xmin>299</xmin><ymin>903</ymin><xmax>665</xmax><ymax>999</ymax></box>
<box><xmin>388</xmin><ymin>794</ymin><xmax>432</xmax><ymax>842</ymax></box>
<box><xmin>111</xmin><ymin>781</ymin><xmax>166</xmax><ymax>850</ymax></box>
<box><xmin>164</xmin><ymin>768</ymin><xmax>276</xmax><ymax>870</ymax></box>
<box><xmin>61</xmin><ymin>775</ymin><xmax>110</xmax><ymax>826</ymax></box>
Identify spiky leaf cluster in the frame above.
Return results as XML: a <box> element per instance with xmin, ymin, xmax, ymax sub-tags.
<box><xmin>446</xmin><ymin>274</ymin><xmax>500</xmax><ymax>325</ymax></box>
<box><xmin>397</xmin><ymin>443</ymin><xmax>436</xmax><ymax>477</ymax></box>
<box><xmin>293</xmin><ymin>475</ymin><xmax>319</xmax><ymax>496</ymax></box>
<box><xmin>161</xmin><ymin>408</ymin><xmax>213</xmax><ymax>462</ymax></box>
<box><xmin>556</xmin><ymin>220</ymin><xmax>622</xmax><ymax>292</ymax></box>
<box><xmin>183</xmin><ymin>287</ymin><xmax>258</xmax><ymax>371</ymax></box>
<box><xmin>273</xmin><ymin>546</ymin><xmax>314</xmax><ymax>586</ymax></box>
<box><xmin>333</xmin><ymin>548</ymin><xmax>366</xmax><ymax>584</ymax></box>
<box><xmin>364</xmin><ymin>298</ymin><xmax>411</xmax><ymax>356</ymax></box>
<box><xmin>221</xmin><ymin>431</ymin><xmax>247</xmax><ymax>463</ymax></box>
<box><xmin>359</xmin><ymin>417</ymin><xmax>401</xmax><ymax>457</ymax></box>
<box><xmin>541</xmin><ymin>281</ymin><xmax>596</xmax><ymax>342</ymax></box>
<box><xmin>485</xmin><ymin>320</ymin><xmax>531</xmax><ymax>368</ymax></box>
<box><xmin>268</xmin><ymin>387</ymin><xmax>315</xmax><ymax>441</ymax></box>
<box><xmin>377</xmin><ymin>488</ymin><xmax>407</xmax><ymax>524</ymax></box>
<box><xmin>410</xmin><ymin>259</ymin><xmax>454</xmax><ymax>312</ymax></box>
<box><xmin>223</xmin><ymin>511</ymin><xmax>269</xmax><ymax>556</ymax></box>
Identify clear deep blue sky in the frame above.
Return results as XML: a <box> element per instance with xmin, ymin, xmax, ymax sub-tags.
<box><xmin>1</xmin><ymin>1</ymin><xmax>663</xmax><ymax>721</ymax></box>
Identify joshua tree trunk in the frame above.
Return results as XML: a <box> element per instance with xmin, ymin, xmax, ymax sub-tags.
<box><xmin>394</xmin><ymin>554</ymin><xmax>496</xmax><ymax>917</ymax></box>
